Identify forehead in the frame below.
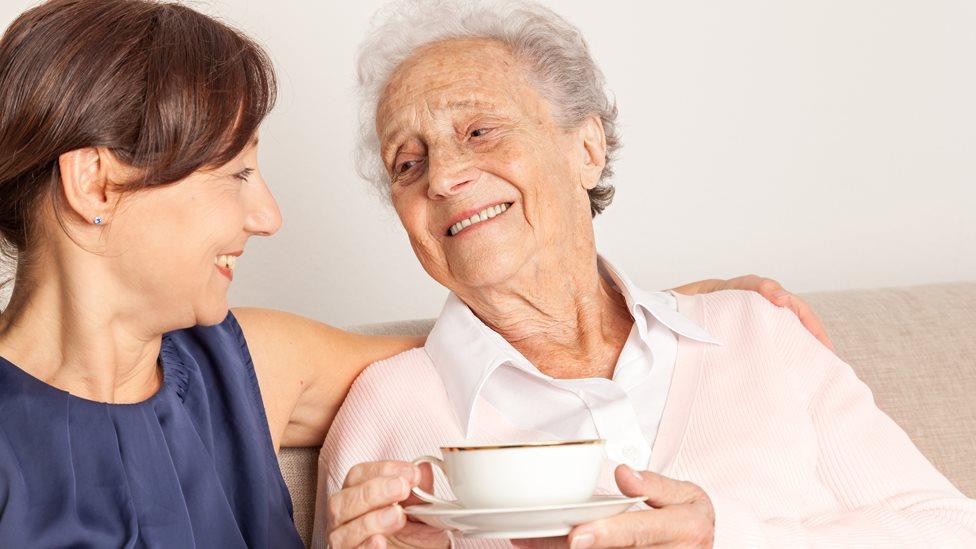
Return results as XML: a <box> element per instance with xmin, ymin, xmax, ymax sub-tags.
<box><xmin>376</xmin><ymin>38</ymin><xmax>543</xmax><ymax>137</ymax></box>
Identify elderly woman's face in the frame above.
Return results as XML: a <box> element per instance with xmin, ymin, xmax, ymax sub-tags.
<box><xmin>378</xmin><ymin>38</ymin><xmax>602</xmax><ymax>292</ymax></box>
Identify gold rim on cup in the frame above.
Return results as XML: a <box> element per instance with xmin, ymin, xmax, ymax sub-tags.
<box><xmin>440</xmin><ymin>439</ymin><xmax>604</xmax><ymax>452</ymax></box>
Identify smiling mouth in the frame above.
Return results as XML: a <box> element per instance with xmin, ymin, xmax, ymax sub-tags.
<box><xmin>214</xmin><ymin>253</ymin><xmax>241</xmax><ymax>280</ymax></box>
<box><xmin>214</xmin><ymin>254</ymin><xmax>238</xmax><ymax>271</ymax></box>
<box><xmin>447</xmin><ymin>202</ymin><xmax>512</xmax><ymax>237</ymax></box>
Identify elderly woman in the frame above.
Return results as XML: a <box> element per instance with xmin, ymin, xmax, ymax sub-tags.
<box><xmin>0</xmin><ymin>0</ymin><xmax>819</xmax><ymax>546</ymax></box>
<box><xmin>318</xmin><ymin>1</ymin><xmax>976</xmax><ymax>548</ymax></box>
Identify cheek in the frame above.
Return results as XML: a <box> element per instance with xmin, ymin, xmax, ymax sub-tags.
<box><xmin>125</xmin><ymin>193</ymin><xmax>237</xmax><ymax>275</ymax></box>
<box><xmin>407</xmin><ymin>207</ymin><xmax>441</xmax><ymax>256</ymax></box>
<box><xmin>394</xmin><ymin>195</ymin><xmax>451</xmax><ymax>271</ymax></box>
<box><xmin>492</xmin><ymin>127</ymin><xmax>569</xmax><ymax>182</ymax></box>
<box><xmin>110</xmin><ymin>237</ymin><xmax>190</xmax><ymax>299</ymax></box>
<box><xmin>488</xmin><ymin>146</ymin><xmax>566</xmax><ymax>219</ymax></box>
<box><xmin>112</xmin><ymin>197</ymin><xmax>190</xmax><ymax>260</ymax></box>
<box><xmin>394</xmin><ymin>189</ymin><xmax>430</xmax><ymax>236</ymax></box>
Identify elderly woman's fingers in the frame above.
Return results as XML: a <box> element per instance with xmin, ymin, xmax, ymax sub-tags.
<box><xmin>344</xmin><ymin>460</ymin><xmax>418</xmax><ymax>488</ymax></box>
<box><xmin>327</xmin><ymin>504</ymin><xmax>406</xmax><ymax>549</ymax></box>
<box><xmin>511</xmin><ymin>536</ymin><xmax>567</xmax><ymax>549</ymax></box>
<box><xmin>567</xmin><ymin>506</ymin><xmax>710</xmax><ymax>549</ymax></box>
<box><xmin>405</xmin><ymin>461</ymin><xmax>437</xmax><ymax>506</ymax></box>
<box><xmin>328</xmin><ymin>461</ymin><xmax>423</xmax><ymax>548</ymax></box>
<box><xmin>328</xmin><ymin>474</ymin><xmax>412</xmax><ymax>528</ymax></box>
<box><xmin>357</xmin><ymin>534</ymin><xmax>388</xmax><ymax>549</ymax></box>
<box><xmin>613</xmin><ymin>464</ymin><xmax>706</xmax><ymax>508</ymax></box>
<box><xmin>577</xmin><ymin>465</ymin><xmax>717</xmax><ymax>547</ymax></box>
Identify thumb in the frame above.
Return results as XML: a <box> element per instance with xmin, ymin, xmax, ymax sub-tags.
<box><xmin>615</xmin><ymin>464</ymin><xmax>701</xmax><ymax>508</ymax></box>
<box><xmin>403</xmin><ymin>462</ymin><xmax>437</xmax><ymax>507</ymax></box>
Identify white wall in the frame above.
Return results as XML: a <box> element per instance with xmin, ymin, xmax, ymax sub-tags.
<box><xmin>2</xmin><ymin>1</ymin><xmax>974</xmax><ymax>325</ymax></box>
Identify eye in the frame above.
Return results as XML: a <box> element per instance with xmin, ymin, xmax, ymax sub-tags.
<box><xmin>470</xmin><ymin>127</ymin><xmax>493</xmax><ymax>138</ymax></box>
<box><xmin>395</xmin><ymin>159</ymin><xmax>422</xmax><ymax>175</ymax></box>
<box><xmin>233</xmin><ymin>167</ymin><xmax>254</xmax><ymax>182</ymax></box>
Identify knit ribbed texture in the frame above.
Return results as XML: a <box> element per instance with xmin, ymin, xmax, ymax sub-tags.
<box><xmin>312</xmin><ymin>291</ymin><xmax>976</xmax><ymax>548</ymax></box>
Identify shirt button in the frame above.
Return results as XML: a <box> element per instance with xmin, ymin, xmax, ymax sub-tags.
<box><xmin>622</xmin><ymin>445</ymin><xmax>639</xmax><ymax>463</ymax></box>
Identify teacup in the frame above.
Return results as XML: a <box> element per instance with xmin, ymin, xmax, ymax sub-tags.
<box><xmin>411</xmin><ymin>439</ymin><xmax>604</xmax><ymax>509</ymax></box>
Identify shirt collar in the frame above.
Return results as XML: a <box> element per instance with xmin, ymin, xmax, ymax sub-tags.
<box><xmin>423</xmin><ymin>256</ymin><xmax>720</xmax><ymax>435</ymax></box>
<box><xmin>597</xmin><ymin>257</ymin><xmax>721</xmax><ymax>346</ymax></box>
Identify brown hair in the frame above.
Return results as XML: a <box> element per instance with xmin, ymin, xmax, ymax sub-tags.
<box><xmin>0</xmin><ymin>0</ymin><xmax>276</xmax><ymax>260</ymax></box>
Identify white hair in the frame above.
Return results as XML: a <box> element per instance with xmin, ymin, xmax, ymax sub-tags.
<box><xmin>355</xmin><ymin>0</ymin><xmax>619</xmax><ymax>215</ymax></box>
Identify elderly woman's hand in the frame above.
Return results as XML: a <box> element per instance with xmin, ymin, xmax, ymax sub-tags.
<box><xmin>326</xmin><ymin>461</ymin><xmax>449</xmax><ymax>549</ymax></box>
<box><xmin>566</xmin><ymin>465</ymin><xmax>714</xmax><ymax>549</ymax></box>
<box><xmin>672</xmin><ymin>274</ymin><xmax>834</xmax><ymax>351</ymax></box>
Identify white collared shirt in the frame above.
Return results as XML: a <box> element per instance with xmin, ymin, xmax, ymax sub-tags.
<box><xmin>424</xmin><ymin>258</ymin><xmax>720</xmax><ymax>469</ymax></box>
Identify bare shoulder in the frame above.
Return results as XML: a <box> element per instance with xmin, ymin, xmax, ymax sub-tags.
<box><xmin>230</xmin><ymin>307</ymin><xmax>426</xmax><ymax>449</ymax></box>
<box><xmin>232</xmin><ymin>306</ymin><xmax>332</xmax><ymax>342</ymax></box>
<box><xmin>231</xmin><ymin>306</ymin><xmax>347</xmax><ymax>380</ymax></box>
<box><xmin>231</xmin><ymin>307</ymin><xmax>422</xmax><ymax>373</ymax></box>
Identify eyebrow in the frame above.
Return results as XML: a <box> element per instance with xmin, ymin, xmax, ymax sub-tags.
<box><xmin>380</xmin><ymin>100</ymin><xmax>499</xmax><ymax>146</ymax></box>
<box><xmin>443</xmin><ymin>100</ymin><xmax>498</xmax><ymax>112</ymax></box>
<box><xmin>380</xmin><ymin>134</ymin><xmax>406</xmax><ymax>166</ymax></box>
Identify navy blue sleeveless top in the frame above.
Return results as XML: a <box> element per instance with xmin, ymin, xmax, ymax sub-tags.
<box><xmin>0</xmin><ymin>312</ymin><xmax>304</xmax><ymax>548</ymax></box>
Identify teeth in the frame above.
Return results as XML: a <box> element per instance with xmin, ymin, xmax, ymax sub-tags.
<box><xmin>449</xmin><ymin>203</ymin><xmax>509</xmax><ymax>236</ymax></box>
<box><xmin>214</xmin><ymin>255</ymin><xmax>237</xmax><ymax>270</ymax></box>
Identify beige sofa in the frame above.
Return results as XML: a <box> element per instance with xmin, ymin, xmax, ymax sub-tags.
<box><xmin>279</xmin><ymin>282</ymin><xmax>976</xmax><ymax>547</ymax></box>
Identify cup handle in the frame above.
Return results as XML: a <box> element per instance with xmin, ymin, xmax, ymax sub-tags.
<box><xmin>410</xmin><ymin>455</ymin><xmax>456</xmax><ymax>506</ymax></box>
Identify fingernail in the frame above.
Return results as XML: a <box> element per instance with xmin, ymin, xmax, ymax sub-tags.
<box><xmin>773</xmin><ymin>290</ymin><xmax>790</xmax><ymax>301</ymax></box>
<box><xmin>623</xmin><ymin>464</ymin><xmax>643</xmax><ymax>480</ymax></box>
<box><xmin>385</xmin><ymin>477</ymin><xmax>405</xmax><ymax>498</ymax></box>
<box><xmin>400</xmin><ymin>465</ymin><xmax>421</xmax><ymax>485</ymax></box>
<box><xmin>379</xmin><ymin>505</ymin><xmax>402</xmax><ymax>527</ymax></box>
<box><xmin>570</xmin><ymin>533</ymin><xmax>595</xmax><ymax>549</ymax></box>
<box><xmin>397</xmin><ymin>465</ymin><xmax>420</xmax><ymax>486</ymax></box>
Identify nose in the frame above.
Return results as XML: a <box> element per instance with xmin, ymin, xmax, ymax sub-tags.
<box><xmin>244</xmin><ymin>176</ymin><xmax>282</xmax><ymax>237</ymax></box>
<box><xmin>426</xmin><ymin>144</ymin><xmax>480</xmax><ymax>200</ymax></box>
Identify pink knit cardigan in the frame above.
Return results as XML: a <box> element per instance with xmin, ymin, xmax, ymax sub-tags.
<box><xmin>312</xmin><ymin>291</ymin><xmax>976</xmax><ymax>547</ymax></box>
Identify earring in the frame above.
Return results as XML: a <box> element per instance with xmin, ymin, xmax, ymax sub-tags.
<box><xmin>93</xmin><ymin>216</ymin><xmax>103</xmax><ymax>225</ymax></box>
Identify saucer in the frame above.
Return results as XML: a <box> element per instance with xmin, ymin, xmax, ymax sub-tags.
<box><xmin>404</xmin><ymin>495</ymin><xmax>645</xmax><ymax>539</ymax></box>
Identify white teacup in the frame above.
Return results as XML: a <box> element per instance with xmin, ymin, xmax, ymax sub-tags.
<box><xmin>411</xmin><ymin>439</ymin><xmax>605</xmax><ymax>509</ymax></box>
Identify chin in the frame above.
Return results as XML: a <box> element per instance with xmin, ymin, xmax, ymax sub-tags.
<box><xmin>445</xmin><ymin>247</ymin><xmax>525</xmax><ymax>289</ymax></box>
<box><xmin>195</xmin><ymin>299</ymin><xmax>232</xmax><ymax>326</ymax></box>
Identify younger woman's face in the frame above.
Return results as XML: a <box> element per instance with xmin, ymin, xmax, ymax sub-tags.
<box><xmin>102</xmin><ymin>139</ymin><xmax>281</xmax><ymax>327</ymax></box>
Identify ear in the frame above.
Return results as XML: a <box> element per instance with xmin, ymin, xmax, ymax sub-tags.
<box><xmin>577</xmin><ymin>114</ymin><xmax>607</xmax><ymax>191</ymax></box>
<box><xmin>57</xmin><ymin>147</ymin><xmax>116</xmax><ymax>225</ymax></box>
